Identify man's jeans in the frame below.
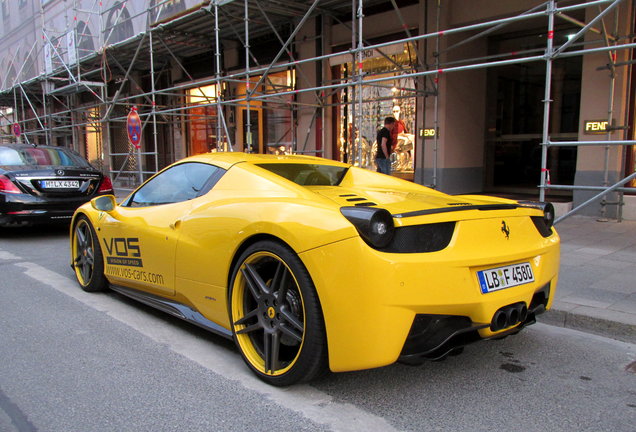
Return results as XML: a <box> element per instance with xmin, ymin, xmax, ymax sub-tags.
<box><xmin>376</xmin><ymin>158</ymin><xmax>391</xmax><ymax>175</ymax></box>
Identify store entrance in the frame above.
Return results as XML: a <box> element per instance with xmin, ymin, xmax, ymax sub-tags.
<box><xmin>485</xmin><ymin>29</ymin><xmax>581</xmax><ymax>196</ymax></box>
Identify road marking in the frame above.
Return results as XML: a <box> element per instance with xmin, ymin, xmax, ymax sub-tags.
<box><xmin>12</xmin><ymin>260</ymin><xmax>401</xmax><ymax>432</ymax></box>
<box><xmin>0</xmin><ymin>251</ymin><xmax>22</xmax><ymax>261</ymax></box>
<box><xmin>0</xmin><ymin>386</ymin><xmax>37</xmax><ymax>432</ymax></box>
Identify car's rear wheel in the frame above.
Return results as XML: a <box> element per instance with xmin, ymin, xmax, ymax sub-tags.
<box><xmin>229</xmin><ymin>240</ymin><xmax>327</xmax><ymax>386</ymax></box>
<box><xmin>72</xmin><ymin>216</ymin><xmax>107</xmax><ymax>292</ymax></box>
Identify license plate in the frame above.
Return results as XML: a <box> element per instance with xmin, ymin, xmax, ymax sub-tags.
<box><xmin>477</xmin><ymin>262</ymin><xmax>534</xmax><ymax>294</ymax></box>
<box><xmin>41</xmin><ymin>180</ymin><xmax>79</xmax><ymax>189</ymax></box>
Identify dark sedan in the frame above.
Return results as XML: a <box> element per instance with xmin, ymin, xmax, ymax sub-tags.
<box><xmin>0</xmin><ymin>144</ymin><xmax>113</xmax><ymax>227</ymax></box>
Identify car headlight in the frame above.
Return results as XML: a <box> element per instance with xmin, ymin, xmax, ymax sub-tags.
<box><xmin>340</xmin><ymin>206</ymin><xmax>395</xmax><ymax>249</ymax></box>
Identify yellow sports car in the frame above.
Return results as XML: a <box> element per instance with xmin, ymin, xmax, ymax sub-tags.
<box><xmin>70</xmin><ymin>152</ymin><xmax>559</xmax><ymax>386</ymax></box>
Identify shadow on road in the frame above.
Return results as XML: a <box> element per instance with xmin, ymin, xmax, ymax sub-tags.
<box><xmin>0</xmin><ymin>224</ymin><xmax>69</xmax><ymax>239</ymax></box>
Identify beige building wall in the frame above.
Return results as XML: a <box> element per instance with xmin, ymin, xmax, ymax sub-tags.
<box><xmin>573</xmin><ymin>3</ymin><xmax>633</xmax><ymax>217</ymax></box>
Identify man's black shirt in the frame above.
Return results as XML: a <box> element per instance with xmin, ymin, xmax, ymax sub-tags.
<box><xmin>376</xmin><ymin>127</ymin><xmax>392</xmax><ymax>159</ymax></box>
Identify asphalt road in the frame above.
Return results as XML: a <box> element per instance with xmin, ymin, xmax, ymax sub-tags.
<box><xmin>1</xmin><ymin>226</ymin><xmax>635</xmax><ymax>432</ymax></box>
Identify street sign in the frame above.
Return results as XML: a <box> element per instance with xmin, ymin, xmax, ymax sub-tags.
<box><xmin>127</xmin><ymin>107</ymin><xmax>142</xmax><ymax>149</ymax></box>
<box><xmin>13</xmin><ymin>123</ymin><xmax>21</xmax><ymax>138</ymax></box>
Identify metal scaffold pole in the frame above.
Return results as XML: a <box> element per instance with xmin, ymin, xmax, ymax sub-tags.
<box><xmin>149</xmin><ymin>31</ymin><xmax>159</xmax><ymax>174</ymax></box>
<box><xmin>244</xmin><ymin>0</ymin><xmax>252</xmax><ymax>153</ymax></box>
<box><xmin>433</xmin><ymin>0</ymin><xmax>441</xmax><ymax>189</ymax></box>
<box><xmin>599</xmin><ymin>6</ymin><xmax>620</xmax><ymax>220</ymax></box>
<box><xmin>214</xmin><ymin>1</ymin><xmax>223</xmax><ymax>151</ymax></box>
<box><xmin>539</xmin><ymin>0</ymin><xmax>556</xmax><ymax>203</ymax></box>
<box><xmin>356</xmin><ymin>0</ymin><xmax>364</xmax><ymax>167</ymax></box>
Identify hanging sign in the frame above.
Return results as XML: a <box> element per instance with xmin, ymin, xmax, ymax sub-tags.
<box><xmin>13</xmin><ymin>123</ymin><xmax>21</xmax><ymax>138</ymax></box>
<box><xmin>127</xmin><ymin>107</ymin><xmax>142</xmax><ymax>149</ymax></box>
<box><xmin>66</xmin><ymin>30</ymin><xmax>77</xmax><ymax>65</ymax></box>
<box><xmin>44</xmin><ymin>43</ymin><xmax>53</xmax><ymax>74</ymax></box>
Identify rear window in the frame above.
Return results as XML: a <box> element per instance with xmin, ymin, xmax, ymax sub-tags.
<box><xmin>0</xmin><ymin>146</ymin><xmax>92</xmax><ymax>168</ymax></box>
<box><xmin>256</xmin><ymin>163</ymin><xmax>348</xmax><ymax>186</ymax></box>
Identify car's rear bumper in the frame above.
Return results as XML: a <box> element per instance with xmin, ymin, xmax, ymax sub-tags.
<box><xmin>300</xmin><ymin>215</ymin><xmax>560</xmax><ymax>372</ymax></box>
<box><xmin>397</xmin><ymin>282</ymin><xmax>550</xmax><ymax>364</ymax></box>
<box><xmin>0</xmin><ymin>192</ymin><xmax>97</xmax><ymax>226</ymax></box>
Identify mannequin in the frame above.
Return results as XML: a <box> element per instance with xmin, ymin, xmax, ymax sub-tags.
<box><xmin>391</xmin><ymin>105</ymin><xmax>408</xmax><ymax>149</ymax></box>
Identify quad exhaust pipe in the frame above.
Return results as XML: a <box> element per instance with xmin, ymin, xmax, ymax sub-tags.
<box><xmin>490</xmin><ymin>302</ymin><xmax>528</xmax><ymax>332</ymax></box>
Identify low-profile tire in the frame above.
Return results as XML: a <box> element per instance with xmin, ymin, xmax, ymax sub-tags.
<box><xmin>72</xmin><ymin>215</ymin><xmax>108</xmax><ymax>292</ymax></box>
<box><xmin>229</xmin><ymin>240</ymin><xmax>328</xmax><ymax>386</ymax></box>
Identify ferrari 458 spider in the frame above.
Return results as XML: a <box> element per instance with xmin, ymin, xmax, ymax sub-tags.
<box><xmin>70</xmin><ymin>152</ymin><xmax>559</xmax><ymax>386</ymax></box>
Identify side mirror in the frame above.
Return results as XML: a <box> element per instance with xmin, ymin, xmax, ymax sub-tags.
<box><xmin>91</xmin><ymin>195</ymin><xmax>116</xmax><ymax>212</ymax></box>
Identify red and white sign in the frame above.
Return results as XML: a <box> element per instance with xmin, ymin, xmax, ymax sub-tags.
<box><xmin>12</xmin><ymin>123</ymin><xmax>21</xmax><ymax>138</ymax></box>
<box><xmin>127</xmin><ymin>107</ymin><xmax>142</xmax><ymax>149</ymax></box>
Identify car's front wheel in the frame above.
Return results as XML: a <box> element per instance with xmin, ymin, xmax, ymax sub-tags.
<box><xmin>229</xmin><ymin>240</ymin><xmax>327</xmax><ymax>386</ymax></box>
<box><xmin>72</xmin><ymin>216</ymin><xmax>107</xmax><ymax>292</ymax></box>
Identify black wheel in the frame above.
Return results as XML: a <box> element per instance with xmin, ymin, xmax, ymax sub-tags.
<box><xmin>72</xmin><ymin>216</ymin><xmax>108</xmax><ymax>292</ymax></box>
<box><xmin>229</xmin><ymin>240</ymin><xmax>328</xmax><ymax>386</ymax></box>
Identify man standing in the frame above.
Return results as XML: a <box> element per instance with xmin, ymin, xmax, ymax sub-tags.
<box><xmin>376</xmin><ymin>117</ymin><xmax>396</xmax><ymax>175</ymax></box>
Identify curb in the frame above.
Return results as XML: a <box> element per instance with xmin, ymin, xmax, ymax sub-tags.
<box><xmin>539</xmin><ymin>306</ymin><xmax>636</xmax><ymax>344</ymax></box>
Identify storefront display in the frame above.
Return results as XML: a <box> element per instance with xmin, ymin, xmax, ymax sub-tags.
<box><xmin>335</xmin><ymin>42</ymin><xmax>417</xmax><ymax>178</ymax></box>
<box><xmin>186</xmin><ymin>84</ymin><xmax>219</xmax><ymax>155</ymax></box>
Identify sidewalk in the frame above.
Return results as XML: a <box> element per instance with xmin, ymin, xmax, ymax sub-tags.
<box><xmin>541</xmin><ymin>215</ymin><xmax>636</xmax><ymax>343</ymax></box>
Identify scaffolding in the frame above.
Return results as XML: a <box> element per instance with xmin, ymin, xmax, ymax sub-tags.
<box><xmin>0</xmin><ymin>0</ymin><xmax>635</xmax><ymax>220</ymax></box>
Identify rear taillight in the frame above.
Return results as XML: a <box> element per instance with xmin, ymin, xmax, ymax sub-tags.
<box><xmin>98</xmin><ymin>176</ymin><xmax>113</xmax><ymax>193</ymax></box>
<box><xmin>0</xmin><ymin>175</ymin><xmax>21</xmax><ymax>194</ymax></box>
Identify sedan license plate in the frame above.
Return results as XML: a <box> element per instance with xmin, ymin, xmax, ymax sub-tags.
<box><xmin>477</xmin><ymin>262</ymin><xmax>534</xmax><ymax>294</ymax></box>
<box><xmin>42</xmin><ymin>180</ymin><xmax>79</xmax><ymax>189</ymax></box>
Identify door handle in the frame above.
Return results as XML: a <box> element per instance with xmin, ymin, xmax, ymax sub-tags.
<box><xmin>169</xmin><ymin>219</ymin><xmax>181</xmax><ymax>230</ymax></box>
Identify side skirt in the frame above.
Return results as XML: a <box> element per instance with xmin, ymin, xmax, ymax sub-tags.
<box><xmin>110</xmin><ymin>284</ymin><xmax>233</xmax><ymax>340</ymax></box>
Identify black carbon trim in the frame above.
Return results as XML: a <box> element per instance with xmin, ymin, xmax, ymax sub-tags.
<box><xmin>110</xmin><ymin>284</ymin><xmax>233</xmax><ymax>339</ymax></box>
<box><xmin>379</xmin><ymin>222</ymin><xmax>455</xmax><ymax>253</ymax></box>
<box><xmin>354</xmin><ymin>202</ymin><xmax>377</xmax><ymax>207</ymax></box>
<box><xmin>531</xmin><ymin>216</ymin><xmax>554</xmax><ymax>237</ymax></box>
<box><xmin>393</xmin><ymin>204</ymin><xmax>520</xmax><ymax>218</ymax></box>
<box><xmin>398</xmin><ymin>313</ymin><xmax>536</xmax><ymax>364</ymax></box>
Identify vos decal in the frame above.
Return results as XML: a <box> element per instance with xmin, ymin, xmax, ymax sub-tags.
<box><xmin>103</xmin><ymin>237</ymin><xmax>143</xmax><ymax>267</ymax></box>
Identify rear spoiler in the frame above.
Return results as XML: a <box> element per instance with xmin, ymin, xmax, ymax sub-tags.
<box><xmin>392</xmin><ymin>201</ymin><xmax>551</xmax><ymax>219</ymax></box>
<box><xmin>393</xmin><ymin>204</ymin><xmax>520</xmax><ymax>219</ymax></box>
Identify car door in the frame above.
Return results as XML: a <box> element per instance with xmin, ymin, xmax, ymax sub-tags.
<box><xmin>98</xmin><ymin>162</ymin><xmax>222</xmax><ymax>297</ymax></box>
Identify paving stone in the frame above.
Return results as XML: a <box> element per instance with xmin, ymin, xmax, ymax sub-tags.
<box><xmin>551</xmin><ymin>215</ymin><xmax>636</xmax><ymax>342</ymax></box>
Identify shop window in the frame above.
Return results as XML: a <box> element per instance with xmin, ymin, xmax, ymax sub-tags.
<box><xmin>242</xmin><ymin>109</ymin><xmax>260</xmax><ymax>154</ymax></box>
<box><xmin>234</xmin><ymin>70</ymin><xmax>294</xmax><ymax>154</ymax></box>
<box><xmin>264</xmin><ymin>71</ymin><xmax>294</xmax><ymax>154</ymax></box>
<box><xmin>84</xmin><ymin>108</ymin><xmax>102</xmax><ymax>169</ymax></box>
<box><xmin>186</xmin><ymin>85</ymin><xmax>219</xmax><ymax>155</ymax></box>
<box><xmin>334</xmin><ymin>42</ymin><xmax>417</xmax><ymax>178</ymax></box>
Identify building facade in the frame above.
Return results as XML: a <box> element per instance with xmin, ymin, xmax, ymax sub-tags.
<box><xmin>1</xmin><ymin>0</ymin><xmax>635</xmax><ymax>219</ymax></box>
